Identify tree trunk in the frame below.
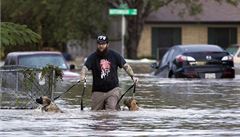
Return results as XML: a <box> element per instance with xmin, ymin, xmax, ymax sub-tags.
<box><xmin>124</xmin><ymin>0</ymin><xmax>151</xmax><ymax>59</ymax></box>
<box><xmin>125</xmin><ymin>16</ymin><xmax>144</xmax><ymax>59</ymax></box>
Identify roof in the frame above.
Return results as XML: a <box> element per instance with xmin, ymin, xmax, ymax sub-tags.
<box><xmin>146</xmin><ymin>0</ymin><xmax>240</xmax><ymax>23</ymax></box>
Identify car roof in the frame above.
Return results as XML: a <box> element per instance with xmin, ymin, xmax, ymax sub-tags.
<box><xmin>174</xmin><ymin>44</ymin><xmax>225</xmax><ymax>52</ymax></box>
<box><xmin>7</xmin><ymin>51</ymin><xmax>62</xmax><ymax>57</ymax></box>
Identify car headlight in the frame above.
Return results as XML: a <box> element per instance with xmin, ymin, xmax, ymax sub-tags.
<box><xmin>221</xmin><ymin>55</ymin><xmax>233</xmax><ymax>61</ymax></box>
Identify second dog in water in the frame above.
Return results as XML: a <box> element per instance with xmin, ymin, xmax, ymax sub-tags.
<box><xmin>123</xmin><ymin>97</ymin><xmax>139</xmax><ymax>111</ymax></box>
<box><xmin>36</xmin><ymin>96</ymin><xmax>63</xmax><ymax>113</ymax></box>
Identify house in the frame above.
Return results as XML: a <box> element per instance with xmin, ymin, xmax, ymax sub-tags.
<box><xmin>138</xmin><ymin>0</ymin><xmax>240</xmax><ymax>59</ymax></box>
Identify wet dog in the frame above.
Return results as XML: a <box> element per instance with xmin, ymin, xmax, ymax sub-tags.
<box><xmin>123</xmin><ymin>97</ymin><xmax>139</xmax><ymax>111</ymax></box>
<box><xmin>36</xmin><ymin>96</ymin><xmax>63</xmax><ymax>113</ymax></box>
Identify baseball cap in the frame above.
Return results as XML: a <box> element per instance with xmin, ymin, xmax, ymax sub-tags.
<box><xmin>97</xmin><ymin>35</ymin><xmax>108</xmax><ymax>44</ymax></box>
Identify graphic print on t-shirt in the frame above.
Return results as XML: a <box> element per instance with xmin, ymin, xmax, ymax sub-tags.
<box><xmin>100</xmin><ymin>59</ymin><xmax>111</xmax><ymax>79</ymax></box>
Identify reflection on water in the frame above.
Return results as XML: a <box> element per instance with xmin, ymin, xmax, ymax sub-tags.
<box><xmin>1</xmin><ymin>72</ymin><xmax>240</xmax><ymax>136</ymax></box>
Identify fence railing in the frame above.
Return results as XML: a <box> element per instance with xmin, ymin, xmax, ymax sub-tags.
<box><xmin>0</xmin><ymin>66</ymin><xmax>59</xmax><ymax>109</ymax></box>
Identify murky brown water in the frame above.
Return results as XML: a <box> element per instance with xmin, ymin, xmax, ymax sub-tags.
<box><xmin>1</xmin><ymin>68</ymin><xmax>240</xmax><ymax>136</ymax></box>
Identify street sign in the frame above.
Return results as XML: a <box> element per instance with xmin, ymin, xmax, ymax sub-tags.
<box><xmin>108</xmin><ymin>5</ymin><xmax>137</xmax><ymax>57</ymax></box>
<box><xmin>109</xmin><ymin>9</ymin><xmax>137</xmax><ymax>15</ymax></box>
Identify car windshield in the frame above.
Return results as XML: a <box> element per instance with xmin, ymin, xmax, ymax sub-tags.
<box><xmin>226</xmin><ymin>47</ymin><xmax>238</xmax><ymax>55</ymax></box>
<box><xmin>18</xmin><ymin>54</ymin><xmax>68</xmax><ymax>69</ymax></box>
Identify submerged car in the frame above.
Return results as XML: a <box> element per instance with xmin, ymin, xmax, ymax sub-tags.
<box><xmin>152</xmin><ymin>44</ymin><xmax>235</xmax><ymax>78</ymax></box>
<box><xmin>226</xmin><ymin>44</ymin><xmax>240</xmax><ymax>64</ymax></box>
<box><xmin>4</xmin><ymin>51</ymin><xmax>80</xmax><ymax>81</ymax></box>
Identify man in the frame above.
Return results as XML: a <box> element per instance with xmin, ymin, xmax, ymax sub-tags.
<box><xmin>80</xmin><ymin>35</ymin><xmax>138</xmax><ymax>111</ymax></box>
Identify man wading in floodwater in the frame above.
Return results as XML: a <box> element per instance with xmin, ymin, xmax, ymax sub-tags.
<box><xmin>80</xmin><ymin>35</ymin><xmax>138</xmax><ymax>111</ymax></box>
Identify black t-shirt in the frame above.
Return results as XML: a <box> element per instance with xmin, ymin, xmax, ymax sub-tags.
<box><xmin>85</xmin><ymin>49</ymin><xmax>126</xmax><ymax>92</ymax></box>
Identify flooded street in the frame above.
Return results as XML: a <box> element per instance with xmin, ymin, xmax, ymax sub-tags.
<box><xmin>1</xmin><ymin>65</ymin><xmax>240</xmax><ymax>136</ymax></box>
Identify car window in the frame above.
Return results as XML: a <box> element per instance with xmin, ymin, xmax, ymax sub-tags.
<box><xmin>18</xmin><ymin>54</ymin><xmax>68</xmax><ymax>69</ymax></box>
<box><xmin>5</xmin><ymin>56</ymin><xmax>16</xmax><ymax>65</ymax></box>
<box><xmin>226</xmin><ymin>47</ymin><xmax>238</xmax><ymax>55</ymax></box>
<box><xmin>160</xmin><ymin>50</ymin><xmax>170</xmax><ymax>67</ymax></box>
<box><xmin>172</xmin><ymin>48</ymin><xmax>181</xmax><ymax>59</ymax></box>
<box><xmin>166</xmin><ymin>48</ymin><xmax>175</xmax><ymax>62</ymax></box>
<box><xmin>10</xmin><ymin>59</ymin><xmax>16</xmax><ymax>65</ymax></box>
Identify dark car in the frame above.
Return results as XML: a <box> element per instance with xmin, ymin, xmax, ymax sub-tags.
<box><xmin>152</xmin><ymin>44</ymin><xmax>235</xmax><ymax>78</ymax></box>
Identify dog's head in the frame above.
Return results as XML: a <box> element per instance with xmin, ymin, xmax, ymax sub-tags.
<box><xmin>36</xmin><ymin>96</ymin><xmax>62</xmax><ymax>113</ymax></box>
<box><xmin>123</xmin><ymin>98</ymin><xmax>139</xmax><ymax>111</ymax></box>
<box><xmin>36</xmin><ymin>96</ymin><xmax>52</xmax><ymax>106</ymax></box>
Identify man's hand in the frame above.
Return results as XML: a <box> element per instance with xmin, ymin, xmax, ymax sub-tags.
<box><xmin>79</xmin><ymin>65</ymin><xmax>88</xmax><ymax>83</ymax></box>
<box><xmin>77</xmin><ymin>77</ymin><xmax>86</xmax><ymax>84</ymax></box>
<box><xmin>132</xmin><ymin>76</ymin><xmax>139</xmax><ymax>84</ymax></box>
<box><xmin>80</xmin><ymin>75</ymin><xmax>86</xmax><ymax>81</ymax></box>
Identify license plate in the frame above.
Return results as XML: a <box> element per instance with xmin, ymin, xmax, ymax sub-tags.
<box><xmin>205</xmin><ymin>73</ymin><xmax>216</xmax><ymax>79</ymax></box>
<box><xmin>196</xmin><ymin>61</ymin><xmax>206</xmax><ymax>66</ymax></box>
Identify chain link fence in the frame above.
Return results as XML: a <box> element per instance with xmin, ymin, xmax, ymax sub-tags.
<box><xmin>0</xmin><ymin>66</ymin><xmax>60</xmax><ymax>109</ymax></box>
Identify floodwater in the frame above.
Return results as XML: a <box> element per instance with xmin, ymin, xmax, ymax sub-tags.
<box><xmin>1</xmin><ymin>68</ymin><xmax>240</xmax><ymax>136</ymax></box>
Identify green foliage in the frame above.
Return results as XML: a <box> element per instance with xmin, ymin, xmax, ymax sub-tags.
<box><xmin>1</xmin><ymin>0</ymin><xmax>108</xmax><ymax>47</ymax></box>
<box><xmin>40</xmin><ymin>64</ymin><xmax>63</xmax><ymax>80</ymax></box>
<box><xmin>23</xmin><ymin>68</ymin><xmax>38</xmax><ymax>90</ymax></box>
<box><xmin>1</xmin><ymin>22</ymin><xmax>41</xmax><ymax>47</ymax></box>
<box><xmin>22</xmin><ymin>65</ymin><xmax>63</xmax><ymax>91</ymax></box>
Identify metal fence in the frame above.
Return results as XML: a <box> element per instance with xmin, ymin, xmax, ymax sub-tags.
<box><xmin>0</xmin><ymin>66</ymin><xmax>58</xmax><ymax>109</ymax></box>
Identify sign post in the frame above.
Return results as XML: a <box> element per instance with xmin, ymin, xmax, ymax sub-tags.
<box><xmin>109</xmin><ymin>7</ymin><xmax>137</xmax><ymax>57</ymax></box>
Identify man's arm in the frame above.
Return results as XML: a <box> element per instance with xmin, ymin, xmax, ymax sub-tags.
<box><xmin>123</xmin><ymin>63</ymin><xmax>138</xmax><ymax>83</ymax></box>
<box><xmin>123</xmin><ymin>63</ymin><xmax>134</xmax><ymax>78</ymax></box>
<box><xmin>80</xmin><ymin>65</ymin><xmax>88</xmax><ymax>81</ymax></box>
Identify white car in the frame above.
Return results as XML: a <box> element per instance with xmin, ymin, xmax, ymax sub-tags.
<box><xmin>4</xmin><ymin>51</ymin><xmax>80</xmax><ymax>81</ymax></box>
<box><xmin>226</xmin><ymin>44</ymin><xmax>240</xmax><ymax>64</ymax></box>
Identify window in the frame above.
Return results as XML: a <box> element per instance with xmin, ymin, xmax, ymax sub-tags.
<box><xmin>152</xmin><ymin>27</ymin><xmax>181</xmax><ymax>59</ymax></box>
<box><xmin>208</xmin><ymin>27</ymin><xmax>237</xmax><ymax>49</ymax></box>
<box><xmin>19</xmin><ymin>55</ymin><xmax>68</xmax><ymax>69</ymax></box>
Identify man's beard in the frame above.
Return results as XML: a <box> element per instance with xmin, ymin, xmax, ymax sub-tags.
<box><xmin>96</xmin><ymin>47</ymin><xmax>108</xmax><ymax>57</ymax></box>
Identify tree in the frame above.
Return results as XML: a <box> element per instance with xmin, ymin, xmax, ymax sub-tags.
<box><xmin>1</xmin><ymin>22</ymin><xmax>41</xmax><ymax>46</ymax></box>
<box><xmin>0</xmin><ymin>22</ymin><xmax>41</xmax><ymax>58</ymax></box>
<box><xmin>2</xmin><ymin>0</ymin><xmax>238</xmax><ymax>59</ymax></box>
<box><xmin>1</xmin><ymin>0</ymin><xmax>108</xmax><ymax>50</ymax></box>
<box><xmin>107</xmin><ymin>0</ymin><xmax>239</xmax><ymax>59</ymax></box>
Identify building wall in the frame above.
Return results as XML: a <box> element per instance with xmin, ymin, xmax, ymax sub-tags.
<box><xmin>182</xmin><ymin>25</ymin><xmax>207</xmax><ymax>44</ymax></box>
<box><xmin>138</xmin><ymin>24</ymin><xmax>240</xmax><ymax>58</ymax></box>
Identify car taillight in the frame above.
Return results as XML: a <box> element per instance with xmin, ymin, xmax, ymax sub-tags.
<box><xmin>221</xmin><ymin>55</ymin><xmax>233</xmax><ymax>61</ymax></box>
<box><xmin>176</xmin><ymin>55</ymin><xmax>196</xmax><ymax>63</ymax></box>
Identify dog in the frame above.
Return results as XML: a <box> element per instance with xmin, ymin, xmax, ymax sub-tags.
<box><xmin>36</xmin><ymin>96</ymin><xmax>63</xmax><ymax>113</ymax></box>
<box><xmin>123</xmin><ymin>97</ymin><xmax>139</xmax><ymax>111</ymax></box>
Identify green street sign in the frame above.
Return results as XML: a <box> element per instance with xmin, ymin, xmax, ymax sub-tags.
<box><xmin>109</xmin><ymin>9</ymin><xmax>137</xmax><ymax>15</ymax></box>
